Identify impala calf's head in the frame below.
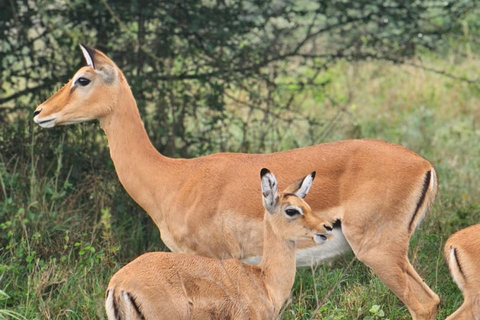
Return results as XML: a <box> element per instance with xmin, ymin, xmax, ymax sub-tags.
<box><xmin>260</xmin><ymin>168</ymin><xmax>331</xmax><ymax>244</ymax></box>
<box><xmin>34</xmin><ymin>45</ymin><xmax>120</xmax><ymax>128</ymax></box>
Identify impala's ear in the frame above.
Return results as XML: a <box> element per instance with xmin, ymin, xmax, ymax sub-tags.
<box><xmin>260</xmin><ymin>168</ymin><xmax>279</xmax><ymax>213</ymax></box>
<box><xmin>284</xmin><ymin>171</ymin><xmax>316</xmax><ymax>199</ymax></box>
<box><xmin>80</xmin><ymin>44</ymin><xmax>96</xmax><ymax>69</ymax></box>
<box><xmin>79</xmin><ymin>44</ymin><xmax>118</xmax><ymax>84</ymax></box>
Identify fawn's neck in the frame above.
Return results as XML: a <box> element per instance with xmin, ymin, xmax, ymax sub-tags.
<box><xmin>258</xmin><ymin>218</ymin><xmax>298</xmax><ymax>313</ymax></box>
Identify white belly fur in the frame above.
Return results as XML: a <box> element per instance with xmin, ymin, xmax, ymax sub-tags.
<box><xmin>242</xmin><ymin>227</ymin><xmax>351</xmax><ymax>268</ymax></box>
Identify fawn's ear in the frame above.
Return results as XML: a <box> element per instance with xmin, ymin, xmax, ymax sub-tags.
<box><xmin>260</xmin><ymin>168</ymin><xmax>279</xmax><ymax>213</ymax></box>
<box><xmin>79</xmin><ymin>44</ymin><xmax>118</xmax><ymax>84</ymax></box>
<box><xmin>283</xmin><ymin>171</ymin><xmax>316</xmax><ymax>199</ymax></box>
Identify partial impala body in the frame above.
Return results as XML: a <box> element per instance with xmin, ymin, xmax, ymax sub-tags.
<box><xmin>445</xmin><ymin>224</ymin><xmax>480</xmax><ymax>320</ymax></box>
<box><xmin>34</xmin><ymin>46</ymin><xmax>439</xmax><ymax>319</ymax></box>
<box><xmin>106</xmin><ymin>169</ymin><xmax>331</xmax><ymax>320</ymax></box>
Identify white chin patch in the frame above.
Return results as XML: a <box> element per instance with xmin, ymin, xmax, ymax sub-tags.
<box><xmin>34</xmin><ymin>115</ymin><xmax>56</xmax><ymax>128</ymax></box>
<box><xmin>314</xmin><ymin>233</ymin><xmax>328</xmax><ymax>244</ymax></box>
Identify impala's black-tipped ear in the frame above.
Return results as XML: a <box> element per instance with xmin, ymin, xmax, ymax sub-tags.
<box><xmin>260</xmin><ymin>168</ymin><xmax>278</xmax><ymax>213</ymax></box>
<box><xmin>79</xmin><ymin>44</ymin><xmax>118</xmax><ymax>84</ymax></box>
<box><xmin>260</xmin><ymin>168</ymin><xmax>270</xmax><ymax>178</ymax></box>
<box><xmin>284</xmin><ymin>171</ymin><xmax>316</xmax><ymax>199</ymax></box>
<box><xmin>295</xmin><ymin>171</ymin><xmax>315</xmax><ymax>198</ymax></box>
<box><xmin>80</xmin><ymin>44</ymin><xmax>96</xmax><ymax>69</ymax></box>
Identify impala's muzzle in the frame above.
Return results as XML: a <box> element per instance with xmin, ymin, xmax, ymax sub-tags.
<box><xmin>33</xmin><ymin>109</ymin><xmax>57</xmax><ymax>128</ymax></box>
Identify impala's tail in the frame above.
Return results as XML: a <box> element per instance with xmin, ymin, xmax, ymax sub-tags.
<box><xmin>105</xmin><ymin>288</ymin><xmax>146</xmax><ymax>320</ymax></box>
<box><xmin>408</xmin><ymin>167</ymin><xmax>438</xmax><ymax>233</ymax></box>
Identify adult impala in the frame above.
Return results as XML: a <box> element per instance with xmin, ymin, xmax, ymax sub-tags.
<box><xmin>34</xmin><ymin>46</ymin><xmax>439</xmax><ymax>319</ymax></box>
<box><xmin>106</xmin><ymin>169</ymin><xmax>331</xmax><ymax>320</ymax></box>
<box><xmin>444</xmin><ymin>224</ymin><xmax>480</xmax><ymax>320</ymax></box>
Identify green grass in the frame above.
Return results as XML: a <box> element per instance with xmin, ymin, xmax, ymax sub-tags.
<box><xmin>1</xmin><ymin>52</ymin><xmax>479</xmax><ymax>319</ymax></box>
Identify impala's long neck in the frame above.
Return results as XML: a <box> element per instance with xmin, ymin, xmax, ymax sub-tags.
<box><xmin>99</xmin><ymin>77</ymin><xmax>172</xmax><ymax>216</ymax></box>
<box><xmin>258</xmin><ymin>218</ymin><xmax>297</xmax><ymax>313</ymax></box>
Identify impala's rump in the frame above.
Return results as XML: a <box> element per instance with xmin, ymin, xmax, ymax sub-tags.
<box><xmin>445</xmin><ymin>224</ymin><xmax>480</xmax><ymax>320</ymax></box>
<box><xmin>107</xmin><ymin>253</ymin><xmax>269</xmax><ymax>319</ymax></box>
<box><xmin>105</xmin><ymin>289</ymin><xmax>145</xmax><ymax>320</ymax></box>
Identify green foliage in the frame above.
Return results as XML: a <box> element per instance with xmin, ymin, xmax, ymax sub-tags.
<box><xmin>0</xmin><ymin>277</ymin><xmax>27</xmax><ymax>320</ymax></box>
<box><xmin>1</xmin><ymin>0</ymin><xmax>477</xmax><ymax>156</ymax></box>
<box><xmin>364</xmin><ymin>305</ymin><xmax>386</xmax><ymax>320</ymax></box>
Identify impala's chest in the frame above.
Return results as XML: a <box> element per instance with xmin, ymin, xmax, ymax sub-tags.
<box><xmin>156</xmin><ymin>219</ymin><xmax>184</xmax><ymax>253</ymax></box>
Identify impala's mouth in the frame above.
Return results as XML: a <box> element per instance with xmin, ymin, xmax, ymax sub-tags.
<box><xmin>34</xmin><ymin>115</ymin><xmax>57</xmax><ymax>128</ymax></box>
<box><xmin>314</xmin><ymin>233</ymin><xmax>328</xmax><ymax>244</ymax></box>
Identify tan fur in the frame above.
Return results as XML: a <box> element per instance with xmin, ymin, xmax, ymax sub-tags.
<box><xmin>35</xmin><ymin>46</ymin><xmax>440</xmax><ymax>319</ymax></box>
<box><xmin>445</xmin><ymin>224</ymin><xmax>480</xmax><ymax>320</ymax></box>
<box><xmin>106</xmin><ymin>171</ymin><xmax>330</xmax><ymax>320</ymax></box>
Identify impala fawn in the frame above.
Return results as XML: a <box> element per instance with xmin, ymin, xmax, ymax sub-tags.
<box><xmin>106</xmin><ymin>169</ymin><xmax>331</xmax><ymax>319</ymax></box>
<box><xmin>35</xmin><ymin>46</ymin><xmax>440</xmax><ymax>319</ymax></box>
<box><xmin>445</xmin><ymin>224</ymin><xmax>480</xmax><ymax>320</ymax></box>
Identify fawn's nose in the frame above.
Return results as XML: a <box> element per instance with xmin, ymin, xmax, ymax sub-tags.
<box><xmin>33</xmin><ymin>109</ymin><xmax>42</xmax><ymax>116</ymax></box>
<box><xmin>314</xmin><ymin>233</ymin><xmax>328</xmax><ymax>244</ymax></box>
<box><xmin>318</xmin><ymin>234</ymin><xmax>328</xmax><ymax>241</ymax></box>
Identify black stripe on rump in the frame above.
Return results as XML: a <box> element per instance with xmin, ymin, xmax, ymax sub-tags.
<box><xmin>452</xmin><ymin>246</ymin><xmax>466</xmax><ymax>283</ymax></box>
<box><xmin>110</xmin><ymin>289</ymin><xmax>120</xmax><ymax>320</ymax></box>
<box><xmin>125</xmin><ymin>291</ymin><xmax>146</xmax><ymax>320</ymax></box>
<box><xmin>408</xmin><ymin>170</ymin><xmax>431</xmax><ymax>232</ymax></box>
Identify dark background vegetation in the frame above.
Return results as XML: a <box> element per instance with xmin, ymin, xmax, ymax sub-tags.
<box><xmin>0</xmin><ymin>0</ymin><xmax>479</xmax><ymax>318</ymax></box>
<box><xmin>2</xmin><ymin>0</ymin><xmax>476</xmax><ymax>155</ymax></box>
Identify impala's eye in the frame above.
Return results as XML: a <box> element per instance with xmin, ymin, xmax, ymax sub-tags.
<box><xmin>285</xmin><ymin>209</ymin><xmax>300</xmax><ymax>217</ymax></box>
<box><xmin>76</xmin><ymin>77</ymin><xmax>91</xmax><ymax>86</ymax></box>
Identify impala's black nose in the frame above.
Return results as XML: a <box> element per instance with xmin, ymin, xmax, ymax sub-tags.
<box><xmin>33</xmin><ymin>109</ymin><xmax>41</xmax><ymax>116</ymax></box>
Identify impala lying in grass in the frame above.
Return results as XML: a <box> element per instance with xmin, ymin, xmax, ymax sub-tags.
<box><xmin>34</xmin><ymin>45</ymin><xmax>440</xmax><ymax>319</ymax></box>
<box><xmin>445</xmin><ymin>224</ymin><xmax>480</xmax><ymax>320</ymax></box>
<box><xmin>106</xmin><ymin>169</ymin><xmax>330</xmax><ymax>320</ymax></box>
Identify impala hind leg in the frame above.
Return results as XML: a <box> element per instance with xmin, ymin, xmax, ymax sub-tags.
<box><xmin>345</xmin><ymin>230</ymin><xmax>439</xmax><ymax>320</ymax></box>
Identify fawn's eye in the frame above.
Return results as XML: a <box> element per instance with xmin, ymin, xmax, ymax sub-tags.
<box><xmin>285</xmin><ymin>209</ymin><xmax>300</xmax><ymax>217</ymax></box>
<box><xmin>76</xmin><ymin>77</ymin><xmax>91</xmax><ymax>86</ymax></box>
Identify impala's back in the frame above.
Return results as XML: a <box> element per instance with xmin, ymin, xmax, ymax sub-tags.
<box><xmin>445</xmin><ymin>224</ymin><xmax>480</xmax><ymax>320</ymax></box>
